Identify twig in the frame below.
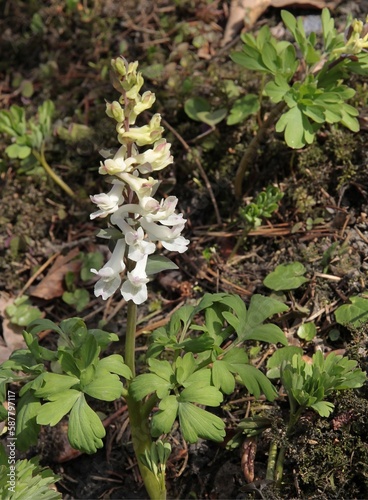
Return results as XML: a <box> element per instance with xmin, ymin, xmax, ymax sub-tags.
<box><xmin>234</xmin><ymin>101</ymin><xmax>286</xmax><ymax>199</ymax></box>
<box><xmin>161</xmin><ymin>117</ymin><xmax>222</xmax><ymax>227</ymax></box>
<box><xmin>17</xmin><ymin>252</ymin><xmax>60</xmax><ymax>298</ymax></box>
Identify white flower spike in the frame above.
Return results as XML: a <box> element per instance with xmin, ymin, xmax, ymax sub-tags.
<box><xmin>90</xmin><ymin>57</ymin><xmax>189</xmax><ymax>304</ymax></box>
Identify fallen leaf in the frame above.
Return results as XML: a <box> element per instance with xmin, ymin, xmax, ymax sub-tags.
<box><xmin>221</xmin><ymin>0</ymin><xmax>341</xmax><ymax>46</ymax></box>
<box><xmin>30</xmin><ymin>248</ymin><xmax>82</xmax><ymax>300</ymax></box>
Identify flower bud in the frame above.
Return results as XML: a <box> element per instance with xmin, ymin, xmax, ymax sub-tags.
<box><xmin>111</xmin><ymin>57</ymin><xmax>128</xmax><ymax>77</ymax></box>
<box><xmin>106</xmin><ymin>101</ymin><xmax>125</xmax><ymax>122</ymax></box>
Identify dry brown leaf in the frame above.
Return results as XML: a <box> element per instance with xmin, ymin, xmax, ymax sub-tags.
<box><xmin>30</xmin><ymin>247</ymin><xmax>81</xmax><ymax>300</ymax></box>
<box><xmin>221</xmin><ymin>0</ymin><xmax>342</xmax><ymax>46</ymax></box>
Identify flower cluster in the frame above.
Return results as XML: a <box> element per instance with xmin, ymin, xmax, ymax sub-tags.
<box><xmin>90</xmin><ymin>58</ymin><xmax>189</xmax><ymax>304</ymax></box>
<box><xmin>335</xmin><ymin>16</ymin><xmax>368</xmax><ymax>56</ymax></box>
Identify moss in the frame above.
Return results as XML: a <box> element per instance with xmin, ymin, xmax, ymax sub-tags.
<box><xmin>287</xmin><ymin>391</ymin><xmax>368</xmax><ymax>499</ymax></box>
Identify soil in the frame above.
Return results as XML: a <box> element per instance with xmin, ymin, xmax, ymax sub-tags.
<box><xmin>1</xmin><ymin>1</ymin><xmax>368</xmax><ymax>499</ymax></box>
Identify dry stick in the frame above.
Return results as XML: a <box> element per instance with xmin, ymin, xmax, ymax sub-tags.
<box><xmin>161</xmin><ymin>117</ymin><xmax>222</xmax><ymax>227</ymax></box>
<box><xmin>234</xmin><ymin>101</ymin><xmax>286</xmax><ymax>199</ymax></box>
<box><xmin>17</xmin><ymin>252</ymin><xmax>60</xmax><ymax>298</ymax></box>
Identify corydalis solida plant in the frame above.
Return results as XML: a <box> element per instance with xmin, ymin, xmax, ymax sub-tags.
<box><xmin>89</xmin><ymin>57</ymin><xmax>189</xmax><ymax>499</ymax></box>
<box><xmin>90</xmin><ymin>57</ymin><xmax>189</xmax><ymax>305</ymax></box>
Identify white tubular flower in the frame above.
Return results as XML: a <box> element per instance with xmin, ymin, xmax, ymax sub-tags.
<box><xmin>140</xmin><ymin>196</ymin><xmax>179</xmax><ymax>222</ymax></box>
<box><xmin>115</xmin><ymin>219</ymin><xmax>156</xmax><ymax>262</ymax></box>
<box><xmin>117</xmin><ymin>114</ymin><xmax>164</xmax><ymax>146</ymax></box>
<box><xmin>90</xmin><ymin>182</ymin><xmax>124</xmax><ymax>219</ymax></box>
<box><xmin>121</xmin><ymin>255</ymin><xmax>150</xmax><ymax>304</ymax></box>
<box><xmin>91</xmin><ymin>239</ymin><xmax>126</xmax><ymax>300</ymax></box>
<box><xmin>99</xmin><ymin>145</ymin><xmax>137</xmax><ymax>175</ymax></box>
<box><xmin>141</xmin><ymin>218</ymin><xmax>190</xmax><ymax>253</ymax></box>
<box><xmin>118</xmin><ymin>172</ymin><xmax>160</xmax><ymax>199</ymax></box>
<box><xmin>129</xmin><ymin>91</ymin><xmax>156</xmax><ymax>124</ymax></box>
<box><xmin>135</xmin><ymin>139</ymin><xmax>173</xmax><ymax>174</ymax></box>
<box><xmin>91</xmin><ymin>58</ymin><xmax>189</xmax><ymax>304</ymax></box>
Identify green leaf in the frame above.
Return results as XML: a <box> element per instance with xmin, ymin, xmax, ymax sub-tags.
<box><xmin>146</xmin><ymin>255</ymin><xmax>178</xmax><ymax>275</ymax></box>
<box><xmin>75</xmin><ymin>334</ymin><xmax>100</xmax><ymax>370</ymax></box>
<box><xmin>236</xmin><ymin>364</ymin><xmax>278</xmax><ymax>400</ymax></box>
<box><xmin>264</xmin><ymin>77</ymin><xmax>290</xmax><ymax>103</ymax></box>
<box><xmin>297</xmin><ymin>322</ymin><xmax>317</xmax><ymax>341</ymax></box>
<box><xmin>178</xmin><ymin>402</ymin><xmax>225</xmax><ymax>443</ymax></box>
<box><xmin>16</xmin><ymin>391</ymin><xmax>41</xmax><ymax>451</ymax></box>
<box><xmin>227</xmin><ymin>94</ymin><xmax>260</xmax><ymax>125</ymax></box>
<box><xmin>129</xmin><ymin>373</ymin><xmax>173</xmax><ymax>400</ymax></box>
<box><xmin>5</xmin><ymin>143</ymin><xmax>32</xmax><ymax>160</ymax></box>
<box><xmin>266</xmin><ymin>346</ymin><xmax>303</xmax><ymax>378</ymax></box>
<box><xmin>62</xmin><ymin>289</ymin><xmax>90</xmax><ymax>312</ymax></box>
<box><xmin>68</xmin><ymin>393</ymin><xmax>105</xmax><ymax>453</ymax></box>
<box><xmin>335</xmin><ymin>296</ymin><xmax>368</xmax><ymax>327</ymax></box>
<box><xmin>281</xmin><ymin>10</ymin><xmax>297</xmax><ymax>40</ymax></box>
<box><xmin>83</xmin><ymin>369</ymin><xmax>122</xmax><ymax>401</ymax></box>
<box><xmin>0</xmin><ymin>457</ymin><xmax>61</xmax><ymax>500</ymax></box>
<box><xmin>197</xmin><ymin>108</ymin><xmax>227</xmax><ymax>126</ymax></box>
<box><xmin>184</xmin><ymin>97</ymin><xmax>211</xmax><ymax>122</ymax></box>
<box><xmin>81</xmin><ymin>252</ymin><xmax>104</xmax><ymax>281</ymax></box>
<box><xmin>261</xmin><ymin>42</ymin><xmax>278</xmax><ymax>73</ymax></box>
<box><xmin>20</xmin><ymin>80</ymin><xmax>34</xmax><ymax>98</ymax></box>
<box><xmin>98</xmin><ymin>354</ymin><xmax>132</xmax><ymax>379</ymax></box>
<box><xmin>151</xmin><ymin>395</ymin><xmax>178</xmax><ymax>437</ymax></box>
<box><xmin>36</xmin><ymin>389</ymin><xmax>80</xmax><ymax>426</ymax></box>
<box><xmin>237</xmin><ymin>294</ymin><xmax>288</xmax><ymax>342</ymax></box>
<box><xmin>88</xmin><ymin>329</ymin><xmax>119</xmax><ymax>349</ymax></box>
<box><xmin>27</xmin><ymin>318</ymin><xmax>63</xmax><ymax>337</ymax></box>
<box><xmin>212</xmin><ymin>359</ymin><xmax>235</xmax><ymax>394</ymax></box>
<box><xmin>179</xmin><ymin>382</ymin><xmax>223</xmax><ymax>406</ymax></box>
<box><xmin>0</xmin><ymin>111</ymin><xmax>18</xmax><ymax>137</ymax></box>
<box><xmin>276</xmin><ymin>106</ymin><xmax>306</xmax><ymax>149</ymax></box>
<box><xmin>263</xmin><ymin>262</ymin><xmax>309</xmax><ymax>291</ymax></box>
<box><xmin>59</xmin><ymin>317</ymin><xmax>88</xmax><ymax>347</ymax></box>
<box><xmin>230</xmin><ymin>49</ymin><xmax>266</xmax><ymax>73</ymax></box>
<box><xmin>246</xmin><ymin>323</ymin><xmax>288</xmax><ymax>346</ymax></box>
<box><xmin>175</xmin><ymin>352</ymin><xmax>197</xmax><ymax>385</ymax></box>
<box><xmin>310</xmin><ymin>400</ymin><xmax>335</xmax><ymax>417</ymax></box>
<box><xmin>34</xmin><ymin>373</ymin><xmax>79</xmax><ymax>398</ymax></box>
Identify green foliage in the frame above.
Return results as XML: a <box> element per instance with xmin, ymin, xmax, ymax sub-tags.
<box><xmin>5</xmin><ymin>296</ymin><xmax>42</xmax><ymax>326</ymax></box>
<box><xmin>227</xmin><ymin>94</ymin><xmax>260</xmax><ymax>126</ymax></box>
<box><xmin>0</xmin><ymin>318</ymin><xmax>130</xmax><ymax>454</ymax></box>
<box><xmin>140</xmin><ymin>440</ymin><xmax>171</xmax><ymax>491</ymax></box>
<box><xmin>62</xmin><ymin>251</ymin><xmax>104</xmax><ymax>312</ymax></box>
<box><xmin>335</xmin><ymin>296</ymin><xmax>368</xmax><ymax>327</ymax></box>
<box><xmin>263</xmin><ymin>262</ymin><xmax>309</xmax><ymax>291</ymax></box>
<box><xmin>266</xmin><ymin>346</ymin><xmax>303</xmax><ymax>379</ymax></box>
<box><xmin>231</xmin><ymin>9</ymin><xmax>367</xmax><ymax>148</ymax></box>
<box><xmin>131</xmin><ymin>292</ymin><xmax>288</xmax><ymax>443</ymax></box>
<box><xmin>297</xmin><ymin>322</ymin><xmax>317</xmax><ymax>341</ymax></box>
<box><xmin>281</xmin><ymin>351</ymin><xmax>366</xmax><ymax>417</ymax></box>
<box><xmin>146</xmin><ymin>255</ymin><xmax>179</xmax><ymax>275</ymax></box>
<box><xmin>0</xmin><ymin>101</ymin><xmax>54</xmax><ymax>170</ymax></box>
<box><xmin>239</xmin><ymin>185</ymin><xmax>283</xmax><ymax>230</ymax></box>
<box><xmin>184</xmin><ymin>97</ymin><xmax>227</xmax><ymax>127</ymax></box>
<box><xmin>0</xmin><ymin>455</ymin><xmax>61</xmax><ymax>500</ymax></box>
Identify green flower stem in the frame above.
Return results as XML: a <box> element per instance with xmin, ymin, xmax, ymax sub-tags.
<box><xmin>125</xmin><ymin>299</ymin><xmax>167</xmax><ymax>500</ymax></box>
<box><xmin>126</xmin><ymin>396</ymin><xmax>166</xmax><ymax>499</ymax></box>
<box><xmin>234</xmin><ymin>101</ymin><xmax>286</xmax><ymax>199</ymax></box>
<box><xmin>32</xmin><ymin>144</ymin><xmax>75</xmax><ymax>199</ymax></box>
<box><xmin>125</xmin><ymin>300</ymin><xmax>137</xmax><ymax>377</ymax></box>
<box><xmin>228</xmin><ymin>224</ymin><xmax>251</xmax><ymax>262</ymax></box>
<box><xmin>266</xmin><ymin>439</ymin><xmax>278</xmax><ymax>481</ymax></box>
<box><xmin>274</xmin><ymin>406</ymin><xmax>303</xmax><ymax>487</ymax></box>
